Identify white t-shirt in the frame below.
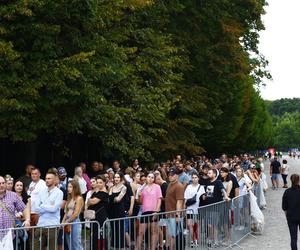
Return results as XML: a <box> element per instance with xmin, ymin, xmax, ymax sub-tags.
<box><xmin>184</xmin><ymin>184</ymin><xmax>205</xmax><ymax>214</ymax></box>
<box><xmin>281</xmin><ymin>164</ymin><xmax>290</xmax><ymax>175</ymax></box>
<box><xmin>77</xmin><ymin>176</ymin><xmax>87</xmax><ymax>194</ymax></box>
<box><xmin>238</xmin><ymin>177</ymin><xmax>248</xmax><ymax>196</ymax></box>
<box><xmin>27</xmin><ymin>179</ymin><xmax>47</xmax><ymax>213</ymax></box>
<box><xmin>85</xmin><ymin>190</ymin><xmax>93</xmax><ymax>205</ymax></box>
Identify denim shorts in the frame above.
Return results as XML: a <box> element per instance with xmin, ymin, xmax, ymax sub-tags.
<box><xmin>166</xmin><ymin>218</ymin><xmax>183</xmax><ymax>237</ymax></box>
<box><xmin>271</xmin><ymin>173</ymin><xmax>280</xmax><ymax>180</ymax></box>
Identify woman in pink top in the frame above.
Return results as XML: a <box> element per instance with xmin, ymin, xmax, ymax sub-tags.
<box><xmin>136</xmin><ymin>172</ymin><xmax>162</xmax><ymax>250</ymax></box>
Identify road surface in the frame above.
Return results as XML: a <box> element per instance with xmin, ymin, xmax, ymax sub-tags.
<box><xmin>238</xmin><ymin>156</ymin><xmax>300</xmax><ymax>250</ymax></box>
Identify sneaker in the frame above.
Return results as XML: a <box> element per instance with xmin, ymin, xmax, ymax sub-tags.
<box><xmin>194</xmin><ymin>240</ymin><xmax>198</xmax><ymax>247</ymax></box>
<box><xmin>221</xmin><ymin>241</ymin><xmax>230</xmax><ymax>247</ymax></box>
<box><xmin>183</xmin><ymin>229</ymin><xmax>189</xmax><ymax>235</ymax></box>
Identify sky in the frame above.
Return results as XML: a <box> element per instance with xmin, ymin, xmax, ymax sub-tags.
<box><xmin>258</xmin><ymin>0</ymin><xmax>300</xmax><ymax>100</ymax></box>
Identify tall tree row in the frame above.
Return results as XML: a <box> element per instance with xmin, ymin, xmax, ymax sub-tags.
<box><xmin>0</xmin><ymin>0</ymin><xmax>273</xmax><ymax>164</ymax></box>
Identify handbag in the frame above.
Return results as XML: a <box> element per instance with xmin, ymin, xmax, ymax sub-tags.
<box><xmin>185</xmin><ymin>184</ymin><xmax>201</xmax><ymax>207</ymax></box>
<box><xmin>63</xmin><ymin>224</ymin><xmax>71</xmax><ymax>234</ymax></box>
<box><xmin>84</xmin><ymin>207</ymin><xmax>104</xmax><ymax>220</ymax></box>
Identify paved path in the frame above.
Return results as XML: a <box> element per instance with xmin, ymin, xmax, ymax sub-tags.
<box><xmin>237</xmin><ymin>156</ymin><xmax>300</xmax><ymax>250</ymax></box>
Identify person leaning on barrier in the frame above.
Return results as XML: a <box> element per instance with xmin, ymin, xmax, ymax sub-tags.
<box><xmin>0</xmin><ymin>176</ymin><xmax>30</xmax><ymax>242</ymax></box>
<box><xmin>282</xmin><ymin>174</ymin><xmax>300</xmax><ymax>250</ymax></box>
<box><xmin>201</xmin><ymin>169</ymin><xmax>230</xmax><ymax>205</ymax></box>
<box><xmin>33</xmin><ymin>172</ymin><xmax>63</xmax><ymax>250</ymax></box>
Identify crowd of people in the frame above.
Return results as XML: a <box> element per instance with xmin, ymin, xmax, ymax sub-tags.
<box><xmin>0</xmin><ymin>153</ymin><xmax>281</xmax><ymax>250</ymax></box>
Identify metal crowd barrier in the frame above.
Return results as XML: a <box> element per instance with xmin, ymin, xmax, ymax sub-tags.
<box><xmin>0</xmin><ymin>195</ymin><xmax>251</xmax><ymax>250</ymax></box>
<box><xmin>102</xmin><ymin>194</ymin><xmax>251</xmax><ymax>250</ymax></box>
<box><xmin>102</xmin><ymin>209</ymin><xmax>190</xmax><ymax>250</ymax></box>
<box><xmin>0</xmin><ymin>221</ymin><xmax>101</xmax><ymax>250</ymax></box>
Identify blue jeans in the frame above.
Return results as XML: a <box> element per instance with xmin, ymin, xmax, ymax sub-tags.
<box><xmin>65</xmin><ymin>218</ymin><xmax>83</xmax><ymax>250</ymax></box>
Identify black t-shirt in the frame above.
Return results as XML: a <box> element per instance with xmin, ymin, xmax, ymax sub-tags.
<box><xmin>229</xmin><ymin>173</ymin><xmax>240</xmax><ymax>199</ymax></box>
<box><xmin>282</xmin><ymin>186</ymin><xmax>300</xmax><ymax>221</ymax></box>
<box><xmin>89</xmin><ymin>191</ymin><xmax>109</xmax><ymax>222</ymax></box>
<box><xmin>124</xmin><ymin>183</ymin><xmax>134</xmax><ymax>212</ymax></box>
<box><xmin>204</xmin><ymin>179</ymin><xmax>224</xmax><ymax>205</ymax></box>
<box><xmin>199</xmin><ymin>176</ymin><xmax>210</xmax><ymax>186</ymax></box>
<box><xmin>21</xmin><ymin>193</ymin><xmax>30</xmax><ymax>204</ymax></box>
<box><xmin>160</xmin><ymin>182</ymin><xmax>168</xmax><ymax>212</ymax></box>
<box><xmin>271</xmin><ymin>160</ymin><xmax>281</xmax><ymax>174</ymax></box>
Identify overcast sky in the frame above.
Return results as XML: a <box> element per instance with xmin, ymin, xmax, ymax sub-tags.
<box><xmin>258</xmin><ymin>0</ymin><xmax>300</xmax><ymax>100</ymax></box>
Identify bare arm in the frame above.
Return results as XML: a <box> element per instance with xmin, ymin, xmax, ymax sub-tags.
<box><xmin>226</xmin><ymin>181</ymin><xmax>233</xmax><ymax>197</ymax></box>
<box><xmin>114</xmin><ymin>186</ymin><xmax>127</xmax><ymax>203</ymax></box>
<box><xmin>66</xmin><ymin>197</ymin><xmax>84</xmax><ymax>223</ymax></box>
<box><xmin>155</xmin><ymin>198</ymin><xmax>162</xmax><ymax>212</ymax></box>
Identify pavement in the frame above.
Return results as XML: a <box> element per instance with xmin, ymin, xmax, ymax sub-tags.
<box><xmin>237</xmin><ymin>156</ymin><xmax>300</xmax><ymax>250</ymax></box>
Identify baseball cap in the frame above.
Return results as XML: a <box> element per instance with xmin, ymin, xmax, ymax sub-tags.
<box><xmin>168</xmin><ymin>167</ymin><xmax>178</xmax><ymax>176</ymax></box>
<box><xmin>57</xmin><ymin>167</ymin><xmax>67</xmax><ymax>176</ymax></box>
<box><xmin>106</xmin><ymin>168</ymin><xmax>114</xmax><ymax>174</ymax></box>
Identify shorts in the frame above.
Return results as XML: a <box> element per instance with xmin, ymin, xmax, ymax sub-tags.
<box><xmin>140</xmin><ymin>211</ymin><xmax>158</xmax><ymax>224</ymax></box>
<box><xmin>166</xmin><ymin>218</ymin><xmax>183</xmax><ymax>237</ymax></box>
<box><xmin>271</xmin><ymin>173</ymin><xmax>280</xmax><ymax>180</ymax></box>
<box><xmin>186</xmin><ymin>214</ymin><xmax>198</xmax><ymax>220</ymax></box>
<box><xmin>158</xmin><ymin>218</ymin><xmax>168</xmax><ymax>227</ymax></box>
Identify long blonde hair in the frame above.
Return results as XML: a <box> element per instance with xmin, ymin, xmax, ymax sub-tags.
<box><xmin>67</xmin><ymin>180</ymin><xmax>82</xmax><ymax>201</ymax></box>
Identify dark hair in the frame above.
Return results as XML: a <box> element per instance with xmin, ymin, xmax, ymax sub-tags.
<box><xmin>13</xmin><ymin>179</ymin><xmax>28</xmax><ymax>201</ymax></box>
<box><xmin>283</xmin><ymin>159</ymin><xmax>287</xmax><ymax>164</ymax></box>
<box><xmin>31</xmin><ymin>167</ymin><xmax>41</xmax><ymax>174</ymax></box>
<box><xmin>191</xmin><ymin>172</ymin><xmax>199</xmax><ymax>178</ymax></box>
<box><xmin>290</xmin><ymin>174</ymin><xmax>300</xmax><ymax>188</ymax></box>
<box><xmin>114</xmin><ymin>172</ymin><xmax>124</xmax><ymax>181</ymax></box>
<box><xmin>96</xmin><ymin>175</ymin><xmax>106</xmax><ymax>183</ymax></box>
<box><xmin>220</xmin><ymin>167</ymin><xmax>231</xmax><ymax>182</ymax></box>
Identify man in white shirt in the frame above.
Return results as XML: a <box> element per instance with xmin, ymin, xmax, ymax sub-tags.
<box><xmin>27</xmin><ymin>168</ymin><xmax>47</xmax><ymax>226</ymax></box>
<box><xmin>33</xmin><ymin>172</ymin><xmax>63</xmax><ymax>249</ymax></box>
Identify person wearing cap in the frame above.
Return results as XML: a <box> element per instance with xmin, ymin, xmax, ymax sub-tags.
<box><xmin>165</xmin><ymin>167</ymin><xmax>185</xmax><ymax>250</ymax></box>
<box><xmin>58</xmin><ymin>167</ymin><xmax>72</xmax><ymax>191</ymax></box>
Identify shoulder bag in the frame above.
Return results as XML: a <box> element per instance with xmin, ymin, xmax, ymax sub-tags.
<box><xmin>185</xmin><ymin>184</ymin><xmax>201</xmax><ymax>207</ymax></box>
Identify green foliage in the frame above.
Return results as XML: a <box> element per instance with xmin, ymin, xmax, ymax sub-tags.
<box><xmin>0</xmin><ymin>0</ymin><xmax>272</xmax><ymax>162</ymax></box>
<box><xmin>267</xmin><ymin>98</ymin><xmax>300</xmax><ymax>116</ymax></box>
<box><xmin>273</xmin><ymin>112</ymin><xmax>300</xmax><ymax>148</ymax></box>
<box><xmin>267</xmin><ymin>98</ymin><xmax>300</xmax><ymax>148</ymax></box>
